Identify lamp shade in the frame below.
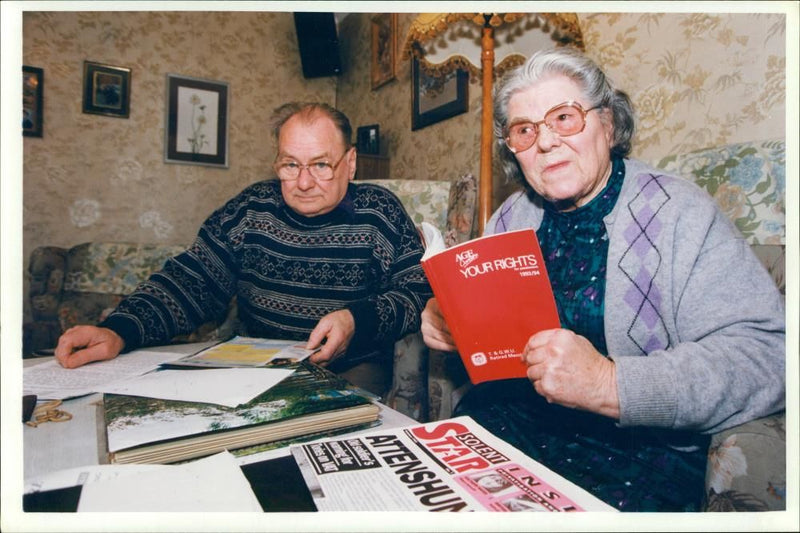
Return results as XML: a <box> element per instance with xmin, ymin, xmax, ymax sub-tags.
<box><xmin>403</xmin><ymin>13</ymin><xmax>584</xmax><ymax>79</ymax></box>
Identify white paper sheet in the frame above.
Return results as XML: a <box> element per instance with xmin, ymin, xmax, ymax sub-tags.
<box><xmin>420</xmin><ymin>221</ymin><xmax>446</xmax><ymax>259</ymax></box>
<box><xmin>22</xmin><ymin>349</ymin><xmax>193</xmax><ymax>400</ymax></box>
<box><xmin>76</xmin><ymin>452</ymin><xmax>263</xmax><ymax>512</ymax></box>
<box><xmin>97</xmin><ymin>367</ymin><xmax>294</xmax><ymax>407</ymax></box>
<box><xmin>24</xmin><ymin>464</ymin><xmax>164</xmax><ymax>494</ymax></box>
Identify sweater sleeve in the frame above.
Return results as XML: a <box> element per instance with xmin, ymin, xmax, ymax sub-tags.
<box><xmin>99</xmin><ymin>214</ymin><xmax>238</xmax><ymax>352</ymax></box>
<box><xmin>608</xmin><ymin>185</ymin><xmax>785</xmax><ymax>434</ymax></box>
<box><xmin>344</xmin><ymin>193</ymin><xmax>433</xmax><ymax>357</ymax></box>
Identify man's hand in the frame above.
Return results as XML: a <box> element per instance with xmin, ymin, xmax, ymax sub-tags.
<box><xmin>420</xmin><ymin>298</ymin><xmax>457</xmax><ymax>352</ymax></box>
<box><xmin>306</xmin><ymin>309</ymin><xmax>355</xmax><ymax>366</ymax></box>
<box><xmin>54</xmin><ymin>326</ymin><xmax>125</xmax><ymax>369</ymax></box>
<box><xmin>522</xmin><ymin>328</ymin><xmax>620</xmax><ymax>419</ymax></box>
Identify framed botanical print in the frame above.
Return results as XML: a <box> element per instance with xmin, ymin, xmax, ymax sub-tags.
<box><xmin>164</xmin><ymin>74</ymin><xmax>229</xmax><ymax>168</ymax></box>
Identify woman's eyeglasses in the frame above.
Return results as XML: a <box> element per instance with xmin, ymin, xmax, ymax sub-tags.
<box><xmin>502</xmin><ymin>101</ymin><xmax>602</xmax><ymax>154</ymax></box>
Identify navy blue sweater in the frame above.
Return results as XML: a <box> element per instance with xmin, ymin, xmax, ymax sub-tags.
<box><xmin>101</xmin><ymin>180</ymin><xmax>432</xmax><ymax>363</ymax></box>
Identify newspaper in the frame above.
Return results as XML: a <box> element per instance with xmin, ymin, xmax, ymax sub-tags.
<box><xmin>290</xmin><ymin>415</ymin><xmax>616</xmax><ymax>512</ymax></box>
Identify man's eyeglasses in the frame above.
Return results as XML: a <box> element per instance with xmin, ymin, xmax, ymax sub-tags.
<box><xmin>501</xmin><ymin>101</ymin><xmax>602</xmax><ymax>154</ymax></box>
<box><xmin>274</xmin><ymin>148</ymin><xmax>351</xmax><ymax>182</ymax></box>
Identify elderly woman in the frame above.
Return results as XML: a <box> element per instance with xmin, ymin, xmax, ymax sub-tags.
<box><xmin>420</xmin><ymin>48</ymin><xmax>785</xmax><ymax>511</ymax></box>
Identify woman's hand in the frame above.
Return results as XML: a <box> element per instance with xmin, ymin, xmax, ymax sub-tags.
<box><xmin>522</xmin><ymin>328</ymin><xmax>620</xmax><ymax>419</ymax></box>
<box><xmin>55</xmin><ymin>326</ymin><xmax>125</xmax><ymax>368</ymax></box>
<box><xmin>420</xmin><ymin>298</ymin><xmax>457</xmax><ymax>352</ymax></box>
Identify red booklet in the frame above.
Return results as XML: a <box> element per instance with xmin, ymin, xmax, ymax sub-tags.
<box><xmin>421</xmin><ymin>228</ymin><xmax>560</xmax><ymax>384</ymax></box>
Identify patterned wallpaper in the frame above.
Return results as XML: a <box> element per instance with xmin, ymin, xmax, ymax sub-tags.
<box><xmin>336</xmin><ymin>12</ymin><xmax>786</xmax><ymax>211</ymax></box>
<box><xmin>582</xmin><ymin>13</ymin><xmax>785</xmax><ymax>157</ymax></box>
<box><xmin>22</xmin><ymin>11</ymin><xmax>336</xmax><ymax>250</ymax></box>
<box><xmin>337</xmin><ymin>13</ymin><xmax>484</xmax><ymax>195</ymax></box>
<box><xmin>21</xmin><ymin>10</ymin><xmax>787</xmax><ymax>321</ymax></box>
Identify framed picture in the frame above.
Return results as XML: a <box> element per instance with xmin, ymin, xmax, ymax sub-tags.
<box><xmin>356</xmin><ymin>125</ymin><xmax>380</xmax><ymax>155</ymax></box>
<box><xmin>164</xmin><ymin>74</ymin><xmax>229</xmax><ymax>168</ymax></box>
<box><xmin>22</xmin><ymin>66</ymin><xmax>43</xmax><ymax>137</ymax></box>
<box><xmin>371</xmin><ymin>13</ymin><xmax>397</xmax><ymax>90</ymax></box>
<box><xmin>82</xmin><ymin>61</ymin><xmax>131</xmax><ymax>118</ymax></box>
<box><xmin>411</xmin><ymin>57</ymin><xmax>469</xmax><ymax>131</ymax></box>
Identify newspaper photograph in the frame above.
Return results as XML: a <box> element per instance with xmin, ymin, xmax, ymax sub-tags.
<box><xmin>290</xmin><ymin>416</ymin><xmax>616</xmax><ymax>512</ymax></box>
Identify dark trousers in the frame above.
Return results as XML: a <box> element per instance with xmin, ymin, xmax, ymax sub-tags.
<box><xmin>455</xmin><ymin>379</ymin><xmax>709</xmax><ymax>512</ymax></box>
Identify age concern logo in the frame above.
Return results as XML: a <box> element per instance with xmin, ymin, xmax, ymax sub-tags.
<box><xmin>455</xmin><ymin>249</ymin><xmax>479</xmax><ymax>269</ymax></box>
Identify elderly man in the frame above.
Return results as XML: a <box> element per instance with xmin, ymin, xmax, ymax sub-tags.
<box><xmin>55</xmin><ymin>102</ymin><xmax>431</xmax><ymax>394</ymax></box>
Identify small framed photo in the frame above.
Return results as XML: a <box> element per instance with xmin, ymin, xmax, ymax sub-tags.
<box><xmin>164</xmin><ymin>74</ymin><xmax>229</xmax><ymax>168</ymax></box>
<box><xmin>22</xmin><ymin>66</ymin><xmax>43</xmax><ymax>137</ymax></box>
<box><xmin>411</xmin><ymin>57</ymin><xmax>469</xmax><ymax>131</ymax></box>
<box><xmin>82</xmin><ymin>61</ymin><xmax>131</xmax><ymax>118</ymax></box>
<box><xmin>357</xmin><ymin>125</ymin><xmax>380</xmax><ymax>155</ymax></box>
<box><xmin>371</xmin><ymin>13</ymin><xmax>397</xmax><ymax>90</ymax></box>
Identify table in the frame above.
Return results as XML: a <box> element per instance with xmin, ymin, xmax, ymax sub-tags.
<box><xmin>23</xmin><ymin>343</ymin><xmax>416</xmax><ymax>482</ymax></box>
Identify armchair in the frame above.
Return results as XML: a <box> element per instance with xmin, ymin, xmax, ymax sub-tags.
<box><xmin>379</xmin><ymin>139</ymin><xmax>787</xmax><ymax>511</ymax></box>
<box><xmin>361</xmin><ymin>175</ymin><xmax>478</xmax><ymax>422</ymax></box>
<box><xmin>381</xmin><ymin>139</ymin><xmax>787</xmax><ymax>512</ymax></box>
<box><xmin>655</xmin><ymin>138</ymin><xmax>786</xmax><ymax>511</ymax></box>
<box><xmin>24</xmin><ymin>242</ymin><xmax>237</xmax><ymax>358</ymax></box>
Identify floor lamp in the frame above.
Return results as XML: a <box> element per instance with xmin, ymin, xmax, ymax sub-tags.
<box><xmin>402</xmin><ymin>13</ymin><xmax>584</xmax><ymax>235</ymax></box>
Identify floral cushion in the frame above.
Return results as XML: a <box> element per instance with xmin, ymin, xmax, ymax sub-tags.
<box><xmin>24</xmin><ymin>242</ymin><xmax>191</xmax><ymax>355</ymax></box>
<box><xmin>656</xmin><ymin>139</ymin><xmax>785</xmax><ymax>245</ymax></box>
<box><xmin>361</xmin><ymin>175</ymin><xmax>477</xmax><ymax>249</ymax></box>
<box><xmin>427</xmin><ymin>349</ymin><xmax>470</xmax><ymax>423</ymax></box>
<box><xmin>443</xmin><ymin>173</ymin><xmax>477</xmax><ymax>247</ymax></box>
<box><xmin>360</xmin><ymin>179</ymin><xmax>453</xmax><ymax>236</ymax></box>
<box><xmin>57</xmin><ymin>243</ymin><xmax>187</xmax><ymax>332</ymax></box>
<box><xmin>751</xmin><ymin>243</ymin><xmax>786</xmax><ymax>296</ymax></box>
<box><xmin>64</xmin><ymin>242</ymin><xmax>186</xmax><ymax>295</ymax></box>
<box><xmin>704</xmin><ymin>411</ymin><xmax>786</xmax><ymax>511</ymax></box>
<box><xmin>28</xmin><ymin>246</ymin><xmax>68</xmax><ymax>321</ymax></box>
<box><xmin>384</xmin><ymin>332</ymin><xmax>429</xmax><ymax>421</ymax></box>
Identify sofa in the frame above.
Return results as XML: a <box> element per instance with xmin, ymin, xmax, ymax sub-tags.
<box><xmin>23</xmin><ymin>174</ymin><xmax>479</xmax><ymax>418</ymax></box>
